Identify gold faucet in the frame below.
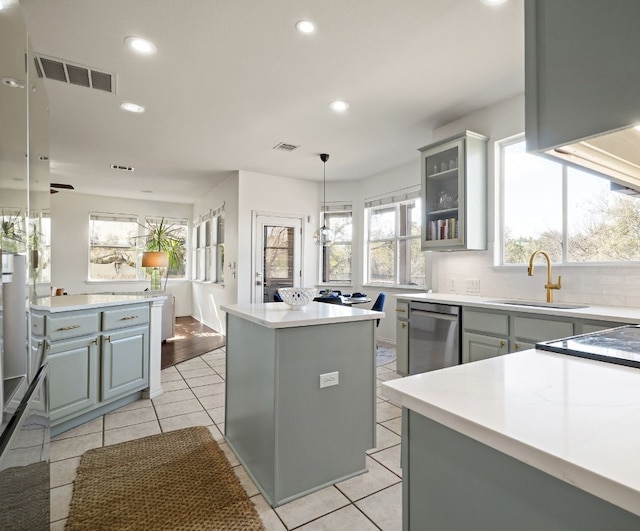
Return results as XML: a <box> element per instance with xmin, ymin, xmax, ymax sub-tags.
<box><xmin>527</xmin><ymin>250</ymin><xmax>561</xmax><ymax>303</ymax></box>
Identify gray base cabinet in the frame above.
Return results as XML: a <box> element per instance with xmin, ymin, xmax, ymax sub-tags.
<box><xmin>36</xmin><ymin>303</ymin><xmax>150</xmax><ymax>434</ymax></box>
<box><xmin>403</xmin><ymin>410</ymin><xmax>640</xmax><ymax>530</ymax></box>
<box><xmin>462</xmin><ymin>307</ymin><xmax>625</xmax><ymax>363</ymax></box>
<box><xmin>225</xmin><ymin>314</ymin><xmax>376</xmax><ymax>507</ymax></box>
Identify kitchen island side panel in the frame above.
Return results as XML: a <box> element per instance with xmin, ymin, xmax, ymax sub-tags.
<box><xmin>224</xmin><ymin>314</ymin><xmax>277</xmax><ymax>502</ymax></box>
<box><xmin>275</xmin><ymin>320</ymin><xmax>376</xmax><ymax>502</ymax></box>
<box><xmin>405</xmin><ymin>411</ymin><xmax>640</xmax><ymax>531</ymax></box>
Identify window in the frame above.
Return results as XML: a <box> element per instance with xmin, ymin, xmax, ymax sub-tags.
<box><xmin>89</xmin><ymin>213</ymin><xmax>138</xmax><ymax>280</ymax></box>
<box><xmin>501</xmin><ymin>136</ymin><xmax>640</xmax><ymax>264</ymax></box>
<box><xmin>365</xmin><ymin>192</ymin><xmax>425</xmax><ymax>287</ymax></box>
<box><xmin>143</xmin><ymin>216</ymin><xmax>188</xmax><ymax>279</ymax></box>
<box><xmin>320</xmin><ymin>207</ymin><xmax>352</xmax><ymax>283</ymax></box>
<box><xmin>30</xmin><ymin>210</ymin><xmax>51</xmax><ymax>283</ymax></box>
<box><xmin>192</xmin><ymin>205</ymin><xmax>224</xmax><ymax>282</ymax></box>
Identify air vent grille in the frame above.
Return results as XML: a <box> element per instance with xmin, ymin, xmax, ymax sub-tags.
<box><xmin>34</xmin><ymin>54</ymin><xmax>116</xmax><ymax>94</ymax></box>
<box><xmin>273</xmin><ymin>142</ymin><xmax>299</xmax><ymax>152</ymax></box>
<box><xmin>110</xmin><ymin>164</ymin><xmax>135</xmax><ymax>172</ymax></box>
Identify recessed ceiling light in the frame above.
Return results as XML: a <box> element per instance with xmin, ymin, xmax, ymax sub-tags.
<box><xmin>296</xmin><ymin>20</ymin><xmax>316</xmax><ymax>34</ymax></box>
<box><xmin>120</xmin><ymin>102</ymin><xmax>145</xmax><ymax>113</ymax></box>
<box><xmin>480</xmin><ymin>0</ymin><xmax>509</xmax><ymax>5</ymax></box>
<box><xmin>2</xmin><ymin>77</ymin><xmax>24</xmax><ymax>88</ymax></box>
<box><xmin>330</xmin><ymin>100</ymin><xmax>349</xmax><ymax>113</ymax></box>
<box><xmin>124</xmin><ymin>36</ymin><xmax>157</xmax><ymax>55</ymax></box>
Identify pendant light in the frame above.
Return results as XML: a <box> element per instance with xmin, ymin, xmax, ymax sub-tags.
<box><xmin>314</xmin><ymin>153</ymin><xmax>335</xmax><ymax>247</ymax></box>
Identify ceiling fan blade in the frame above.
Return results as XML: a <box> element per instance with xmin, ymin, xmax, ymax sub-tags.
<box><xmin>50</xmin><ymin>182</ymin><xmax>74</xmax><ymax>190</ymax></box>
<box><xmin>50</xmin><ymin>189</ymin><xmax>59</xmax><ymax>194</ymax></box>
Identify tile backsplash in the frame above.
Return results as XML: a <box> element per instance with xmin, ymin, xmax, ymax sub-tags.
<box><xmin>433</xmin><ymin>249</ymin><xmax>640</xmax><ymax>308</ymax></box>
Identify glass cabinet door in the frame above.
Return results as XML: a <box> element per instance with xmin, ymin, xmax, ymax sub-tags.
<box><xmin>419</xmin><ymin>131</ymin><xmax>487</xmax><ymax>251</ymax></box>
<box><xmin>422</xmin><ymin>138</ymin><xmax>464</xmax><ymax>247</ymax></box>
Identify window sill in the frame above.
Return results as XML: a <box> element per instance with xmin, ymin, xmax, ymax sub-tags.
<box><xmin>362</xmin><ymin>284</ymin><xmax>427</xmax><ymax>291</ymax></box>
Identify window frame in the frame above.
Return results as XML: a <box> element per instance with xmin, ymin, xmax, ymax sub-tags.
<box><xmin>319</xmin><ymin>205</ymin><xmax>353</xmax><ymax>285</ymax></box>
<box><xmin>192</xmin><ymin>205</ymin><xmax>224</xmax><ymax>283</ymax></box>
<box><xmin>498</xmin><ymin>133</ymin><xmax>640</xmax><ymax>267</ymax></box>
<box><xmin>364</xmin><ymin>192</ymin><xmax>425</xmax><ymax>288</ymax></box>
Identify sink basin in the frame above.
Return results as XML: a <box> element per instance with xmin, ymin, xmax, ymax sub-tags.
<box><xmin>489</xmin><ymin>299</ymin><xmax>589</xmax><ymax>310</ymax></box>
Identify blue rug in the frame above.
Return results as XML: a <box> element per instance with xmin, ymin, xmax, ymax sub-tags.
<box><xmin>376</xmin><ymin>345</ymin><xmax>397</xmax><ymax>366</ymax></box>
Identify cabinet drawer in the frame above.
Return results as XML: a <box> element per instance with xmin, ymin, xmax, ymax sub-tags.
<box><xmin>513</xmin><ymin>316</ymin><xmax>573</xmax><ymax>342</ymax></box>
<box><xmin>32</xmin><ymin>312</ymin><xmax>46</xmax><ymax>336</ymax></box>
<box><xmin>47</xmin><ymin>311</ymin><xmax>99</xmax><ymax>341</ymax></box>
<box><xmin>463</xmin><ymin>309</ymin><xmax>509</xmax><ymax>336</ymax></box>
<box><xmin>396</xmin><ymin>301</ymin><xmax>410</xmax><ymax>319</ymax></box>
<box><xmin>102</xmin><ymin>304</ymin><xmax>149</xmax><ymax>331</ymax></box>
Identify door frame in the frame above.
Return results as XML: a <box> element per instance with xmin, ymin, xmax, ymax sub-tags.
<box><xmin>251</xmin><ymin>211</ymin><xmax>306</xmax><ymax>303</ymax></box>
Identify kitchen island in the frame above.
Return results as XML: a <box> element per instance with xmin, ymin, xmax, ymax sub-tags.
<box><xmin>221</xmin><ymin>301</ymin><xmax>384</xmax><ymax>507</ymax></box>
<box><xmin>33</xmin><ymin>294</ymin><xmax>165</xmax><ymax>436</ymax></box>
<box><xmin>382</xmin><ymin>348</ymin><xmax>640</xmax><ymax>530</ymax></box>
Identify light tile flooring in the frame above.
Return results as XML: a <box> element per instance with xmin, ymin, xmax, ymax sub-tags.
<box><xmin>49</xmin><ymin>346</ymin><xmax>404</xmax><ymax>530</ymax></box>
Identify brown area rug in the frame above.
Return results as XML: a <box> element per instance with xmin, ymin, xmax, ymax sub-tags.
<box><xmin>66</xmin><ymin>426</ymin><xmax>264</xmax><ymax>531</ymax></box>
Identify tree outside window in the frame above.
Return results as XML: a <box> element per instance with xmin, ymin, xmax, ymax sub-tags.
<box><xmin>89</xmin><ymin>214</ymin><xmax>138</xmax><ymax>280</ymax></box>
<box><xmin>501</xmin><ymin>136</ymin><xmax>640</xmax><ymax>264</ymax></box>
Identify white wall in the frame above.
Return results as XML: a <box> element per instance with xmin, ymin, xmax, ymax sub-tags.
<box><xmin>429</xmin><ymin>92</ymin><xmax>640</xmax><ymax>308</ymax></box>
<box><xmin>191</xmin><ymin>172</ymin><xmax>239</xmax><ymax>333</ymax></box>
<box><xmin>50</xmin><ymin>192</ymin><xmax>193</xmax><ymax>316</ymax></box>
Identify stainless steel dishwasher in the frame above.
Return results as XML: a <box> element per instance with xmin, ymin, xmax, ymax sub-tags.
<box><xmin>408</xmin><ymin>302</ymin><xmax>461</xmax><ymax>374</ymax></box>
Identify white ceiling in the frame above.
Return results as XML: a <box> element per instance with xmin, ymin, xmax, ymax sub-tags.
<box><xmin>19</xmin><ymin>0</ymin><xmax>524</xmax><ymax>204</ymax></box>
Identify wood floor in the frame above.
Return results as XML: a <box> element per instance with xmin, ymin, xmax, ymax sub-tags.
<box><xmin>161</xmin><ymin>316</ymin><xmax>225</xmax><ymax>369</ymax></box>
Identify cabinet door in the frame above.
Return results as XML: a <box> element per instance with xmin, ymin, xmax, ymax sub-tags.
<box><xmin>396</xmin><ymin>318</ymin><xmax>409</xmax><ymax>376</ymax></box>
<box><xmin>513</xmin><ymin>340</ymin><xmax>536</xmax><ymax>353</ymax></box>
<box><xmin>101</xmin><ymin>325</ymin><xmax>149</xmax><ymax>401</ymax></box>
<box><xmin>420</xmin><ymin>131</ymin><xmax>488</xmax><ymax>251</ymax></box>
<box><xmin>49</xmin><ymin>336</ymin><xmax>99</xmax><ymax>422</ymax></box>
<box><xmin>462</xmin><ymin>332</ymin><xmax>508</xmax><ymax>364</ymax></box>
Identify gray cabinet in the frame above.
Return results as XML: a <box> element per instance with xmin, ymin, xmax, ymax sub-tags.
<box><xmin>38</xmin><ymin>303</ymin><xmax>150</xmax><ymax>435</ymax></box>
<box><xmin>49</xmin><ymin>336</ymin><xmax>99</xmax><ymax>422</ymax></box>
<box><xmin>464</xmin><ymin>332</ymin><xmax>508</xmax><ymax>363</ymax></box>
<box><xmin>396</xmin><ymin>300</ymin><xmax>410</xmax><ymax>375</ymax></box>
<box><xmin>225</xmin><ymin>313</ymin><xmax>376</xmax><ymax>507</ymax></box>
<box><xmin>101</xmin><ymin>325</ymin><xmax>149</xmax><ymax>401</ymax></box>
<box><xmin>462</xmin><ymin>307</ymin><xmax>625</xmax><ymax>363</ymax></box>
<box><xmin>419</xmin><ymin>131</ymin><xmax>488</xmax><ymax>251</ymax></box>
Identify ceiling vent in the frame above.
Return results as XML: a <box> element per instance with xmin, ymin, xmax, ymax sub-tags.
<box><xmin>110</xmin><ymin>164</ymin><xmax>135</xmax><ymax>172</ymax></box>
<box><xmin>273</xmin><ymin>142</ymin><xmax>299</xmax><ymax>152</ymax></box>
<box><xmin>33</xmin><ymin>54</ymin><xmax>116</xmax><ymax>94</ymax></box>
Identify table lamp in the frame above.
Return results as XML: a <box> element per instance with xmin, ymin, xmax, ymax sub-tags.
<box><xmin>141</xmin><ymin>251</ymin><xmax>168</xmax><ymax>291</ymax></box>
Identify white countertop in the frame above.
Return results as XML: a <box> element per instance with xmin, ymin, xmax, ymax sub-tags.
<box><xmin>396</xmin><ymin>292</ymin><xmax>640</xmax><ymax>323</ymax></box>
<box><xmin>221</xmin><ymin>301</ymin><xmax>384</xmax><ymax>329</ymax></box>
<box><xmin>382</xmin><ymin>349</ymin><xmax>640</xmax><ymax>516</ymax></box>
<box><xmin>32</xmin><ymin>294</ymin><xmax>162</xmax><ymax>313</ymax></box>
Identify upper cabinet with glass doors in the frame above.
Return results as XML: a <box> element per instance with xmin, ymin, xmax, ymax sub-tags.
<box><xmin>419</xmin><ymin>131</ymin><xmax>488</xmax><ymax>251</ymax></box>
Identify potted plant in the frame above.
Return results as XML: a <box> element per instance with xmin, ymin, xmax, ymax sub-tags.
<box><xmin>139</xmin><ymin>217</ymin><xmax>185</xmax><ymax>291</ymax></box>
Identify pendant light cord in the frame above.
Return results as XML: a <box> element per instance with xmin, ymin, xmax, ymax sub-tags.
<box><xmin>320</xmin><ymin>153</ymin><xmax>329</xmax><ymax>226</ymax></box>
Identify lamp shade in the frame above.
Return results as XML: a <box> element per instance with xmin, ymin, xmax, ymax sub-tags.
<box><xmin>141</xmin><ymin>251</ymin><xmax>168</xmax><ymax>268</ymax></box>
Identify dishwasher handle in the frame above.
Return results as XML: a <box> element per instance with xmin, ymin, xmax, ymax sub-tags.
<box><xmin>410</xmin><ymin>309</ymin><xmax>459</xmax><ymax>322</ymax></box>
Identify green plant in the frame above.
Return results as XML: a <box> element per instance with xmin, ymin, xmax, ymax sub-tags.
<box><xmin>1</xmin><ymin>211</ymin><xmax>26</xmax><ymax>253</ymax></box>
<box><xmin>139</xmin><ymin>217</ymin><xmax>186</xmax><ymax>290</ymax></box>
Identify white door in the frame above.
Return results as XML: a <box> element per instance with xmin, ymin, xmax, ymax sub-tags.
<box><xmin>252</xmin><ymin>214</ymin><xmax>303</xmax><ymax>303</ymax></box>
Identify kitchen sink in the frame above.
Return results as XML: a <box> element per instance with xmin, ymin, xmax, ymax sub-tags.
<box><xmin>489</xmin><ymin>299</ymin><xmax>589</xmax><ymax>310</ymax></box>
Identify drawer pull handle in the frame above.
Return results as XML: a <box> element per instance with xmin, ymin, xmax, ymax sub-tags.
<box><xmin>401</xmin><ymin>322</ymin><xmax>407</xmax><ymax>329</ymax></box>
<box><xmin>120</xmin><ymin>315</ymin><xmax>139</xmax><ymax>320</ymax></box>
<box><xmin>395</xmin><ymin>309</ymin><xmax>407</xmax><ymax>313</ymax></box>
<box><xmin>500</xmin><ymin>340</ymin><xmax>505</xmax><ymax>348</ymax></box>
<box><xmin>57</xmin><ymin>324</ymin><xmax>81</xmax><ymax>331</ymax></box>
<box><xmin>104</xmin><ymin>335</ymin><xmax>111</xmax><ymax>342</ymax></box>
<box><xmin>90</xmin><ymin>339</ymin><xmax>98</xmax><ymax>346</ymax></box>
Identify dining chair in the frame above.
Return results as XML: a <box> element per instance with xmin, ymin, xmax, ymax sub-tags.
<box><xmin>371</xmin><ymin>292</ymin><xmax>386</xmax><ymax>327</ymax></box>
<box><xmin>314</xmin><ymin>295</ymin><xmax>343</xmax><ymax>305</ymax></box>
<box><xmin>273</xmin><ymin>290</ymin><xmax>283</xmax><ymax>302</ymax></box>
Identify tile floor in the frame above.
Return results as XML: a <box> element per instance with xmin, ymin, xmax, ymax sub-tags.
<box><xmin>49</xmin><ymin>346</ymin><xmax>404</xmax><ymax>530</ymax></box>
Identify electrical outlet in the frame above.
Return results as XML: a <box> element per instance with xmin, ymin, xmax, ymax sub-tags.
<box><xmin>319</xmin><ymin>371</ymin><xmax>339</xmax><ymax>388</ymax></box>
<box><xmin>449</xmin><ymin>279</ymin><xmax>457</xmax><ymax>293</ymax></box>
<box><xmin>466</xmin><ymin>279</ymin><xmax>480</xmax><ymax>294</ymax></box>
